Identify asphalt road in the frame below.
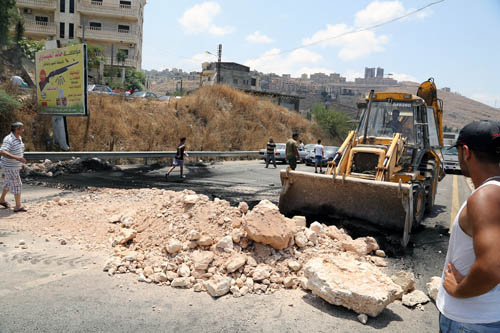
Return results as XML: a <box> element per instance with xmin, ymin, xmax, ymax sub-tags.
<box><xmin>0</xmin><ymin>161</ymin><xmax>472</xmax><ymax>332</ymax></box>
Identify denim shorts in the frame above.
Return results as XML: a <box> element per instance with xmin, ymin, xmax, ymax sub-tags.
<box><xmin>439</xmin><ymin>313</ymin><xmax>500</xmax><ymax>332</ymax></box>
<box><xmin>173</xmin><ymin>158</ymin><xmax>184</xmax><ymax>167</ymax></box>
<box><xmin>315</xmin><ymin>156</ymin><xmax>322</xmax><ymax>164</ymax></box>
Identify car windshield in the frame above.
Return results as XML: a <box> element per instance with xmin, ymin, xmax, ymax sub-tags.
<box><xmin>132</xmin><ymin>91</ymin><xmax>146</xmax><ymax>97</ymax></box>
<box><xmin>304</xmin><ymin>144</ymin><xmax>315</xmax><ymax>152</ymax></box>
<box><xmin>325</xmin><ymin>147</ymin><xmax>338</xmax><ymax>153</ymax></box>
<box><xmin>444</xmin><ymin>146</ymin><xmax>458</xmax><ymax>155</ymax></box>
<box><xmin>358</xmin><ymin>101</ymin><xmax>415</xmax><ymax>143</ymax></box>
<box><xmin>276</xmin><ymin>144</ymin><xmax>286</xmax><ymax>150</ymax></box>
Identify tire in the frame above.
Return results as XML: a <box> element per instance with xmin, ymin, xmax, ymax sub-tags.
<box><xmin>413</xmin><ymin>183</ymin><xmax>426</xmax><ymax>230</ymax></box>
<box><xmin>424</xmin><ymin>160</ymin><xmax>438</xmax><ymax>214</ymax></box>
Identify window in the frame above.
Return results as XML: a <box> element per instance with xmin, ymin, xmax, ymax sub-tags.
<box><xmin>251</xmin><ymin>78</ymin><xmax>257</xmax><ymax>86</ymax></box>
<box><xmin>92</xmin><ymin>0</ymin><xmax>103</xmax><ymax>4</ymax></box>
<box><xmin>89</xmin><ymin>22</ymin><xmax>101</xmax><ymax>30</ymax></box>
<box><xmin>69</xmin><ymin>23</ymin><xmax>74</xmax><ymax>39</ymax></box>
<box><xmin>118</xmin><ymin>25</ymin><xmax>130</xmax><ymax>33</ymax></box>
<box><xmin>69</xmin><ymin>0</ymin><xmax>74</xmax><ymax>13</ymax></box>
<box><xmin>120</xmin><ymin>0</ymin><xmax>132</xmax><ymax>8</ymax></box>
<box><xmin>233</xmin><ymin>79</ymin><xmax>238</xmax><ymax>84</ymax></box>
<box><xmin>60</xmin><ymin>0</ymin><xmax>65</xmax><ymax>12</ymax></box>
<box><xmin>119</xmin><ymin>49</ymin><xmax>129</xmax><ymax>55</ymax></box>
<box><xmin>60</xmin><ymin>22</ymin><xmax>65</xmax><ymax>38</ymax></box>
<box><xmin>35</xmin><ymin>16</ymin><xmax>48</xmax><ymax>25</ymax></box>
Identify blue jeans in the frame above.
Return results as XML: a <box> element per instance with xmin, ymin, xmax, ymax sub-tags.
<box><xmin>440</xmin><ymin>313</ymin><xmax>500</xmax><ymax>332</ymax></box>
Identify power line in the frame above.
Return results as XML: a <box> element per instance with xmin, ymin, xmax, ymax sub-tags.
<box><xmin>265</xmin><ymin>0</ymin><xmax>445</xmax><ymax>58</ymax></box>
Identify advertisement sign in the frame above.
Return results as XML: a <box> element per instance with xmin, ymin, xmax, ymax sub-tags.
<box><xmin>35</xmin><ymin>44</ymin><xmax>88</xmax><ymax>116</ymax></box>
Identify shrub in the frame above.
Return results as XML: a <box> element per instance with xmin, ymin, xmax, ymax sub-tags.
<box><xmin>0</xmin><ymin>89</ymin><xmax>21</xmax><ymax>135</ymax></box>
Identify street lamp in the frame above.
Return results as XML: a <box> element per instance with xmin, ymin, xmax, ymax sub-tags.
<box><xmin>205</xmin><ymin>44</ymin><xmax>222</xmax><ymax>84</ymax></box>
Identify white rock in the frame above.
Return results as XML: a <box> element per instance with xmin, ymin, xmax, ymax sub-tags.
<box><xmin>197</xmin><ymin>234</ymin><xmax>214</xmax><ymax>246</ymax></box>
<box><xmin>191</xmin><ymin>251</ymin><xmax>215</xmax><ymax>271</ymax></box>
<box><xmin>304</xmin><ymin>228</ymin><xmax>317</xmax><ymax>243</ymax></box>
<box><xmin>375</xmin><ymin>250</ymin><xmax>386</xmax><ymax>257</ymax></box>
<box><xmin>245</xmin><ymin>278</ymin><xmax>254</xmax><ymax>289</ymax></box>
<box><xmin>166</xmin><ymin>271</ymin><xmax>178</xmax><ymax>281</ymax></box>
<box><xmin>426</xmin><ymin>277</ymin><xmax>442</xmax><ymax>302</ymax></box>
<box><xmin>226</xmin><ymin>256</ymin><xmax>247</xmax><ymax>273</ymax></box>
<box><xmin>292</xmin><ymin>216</ymin><xmax>307</xmax><ymax>228</ymax></box>
<box><xmin>240</xmin><ymin>285</ymin><xmax>249</xmax><ymax>296</ymax></box>
<box><xmin>304</xmin><ymin>256</ymin><xmax>403</xmax><ymax>317</ymax></box>
<box><xmin>183</xmin><ymin>194</ymin><xmax>199</xmax><ymax>205</ymax></box>
<box><xmin>341</xmin><ymin>237</ymin><xmax>379</xmax><ymax>256</ymax></box>
<box><xmin>115</xmin><ymin>229</ymin><xmax>137</xmax><ymax>245</ymax></box>
<box><xmin>391</xmin><ymin>271</ymin><xmax>415</xmax><ymax>294</ymax></box>
<box><xmin>187</xmin><ymin>230</ymin><xmax>201</xmax><ymax>241</ymax></box>
<box><xmin>298</xmin><ymin>277</ymin><xmax>309</xmax><ymax>290</ymax></box>
<box><xmin>206</xmin><ymin>276</ymin><xmax>231</xmax><ymax>297</ymax></box>
<box><xmin>310</xmin><ymin>222</ymin><xmax>323</xmax><ymax>233</ymax></box>
<box><xmin>283</xmin><ymin>277</ymin><xmax>296</xmax><ymax>288</ymax></box>
<box><xmin>231</xmin><ymin>229</ymin><xmax>242</xmax><ymax>243</ymax></box>
<box><xmin>19</xmin><ymin>240</ymin><xmax>26</xmax><ymax>246</ymax></box>
<box><xmin>238</xmin><ymin>202</ymin><xmax>249</xmax><ymax>214</ymax></box>
<box><xmin>178</xmin><ymin>263</ymin><xmax>191</xmax><ymax>277</ymax></box>
<box><xmin>252</xmin><ymin>265</ymin><xmax>271</xmax><ymax>281</ymax></box>
<box><xmin>171</xmin><ymin>277</ymin><xmax>190</xmax><ymax>288</ymax></box>
<box><xmin>402</xmin><ymin>290</ymin><xmax>430</xmax><ymax>307</ymax></box>
<box><xmin>166</xmin><ymin>239</ymin><xmax>183</xmax><ymax>254</ymax></box>
<box><xmin>295</xmin><ymin>232</ymin><xmax>308</xmax><ymax>248</ymax></box>
<box><xmin>357</xmin><ymin>314</ymin><xmax>368</xmax><ymax>325</ymax></box>
<box><xmin>216</xmin><ymin>236</ymin><xmax>234</xmax><ymax>251</ymax></box>
<box><xmin>288</xmin><ymin>260</ymin><xmax>302</xmax><ymax>272</ymax></box>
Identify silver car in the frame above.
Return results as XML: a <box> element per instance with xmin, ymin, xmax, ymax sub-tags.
<box><xmin>443</xmin><ymin>146</ymin><xmax>461</xmax><ymax>174</ymax></box>
<box><xmin>305</xmin><ymin>146</ymin><xmax>339</xmax><ymax>166</ymax></box>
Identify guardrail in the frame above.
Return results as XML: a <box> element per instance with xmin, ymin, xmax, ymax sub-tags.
<box><xmin>25</xmin><ymin>151</ymin><xmax>260</xmax><ymax>161</ymax></box>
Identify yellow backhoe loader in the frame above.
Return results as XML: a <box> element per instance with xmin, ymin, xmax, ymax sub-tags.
<box><xmin>279</xmin><ymin>78</ymin><xmax>445</xmax><ymax>246</ymax></box>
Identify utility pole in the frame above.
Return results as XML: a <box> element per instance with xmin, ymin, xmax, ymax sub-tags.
<box><xmin>216</xmin><ymin>44</ymin><xmax>222</xmax><ymax>84</ymax></box>
<box><xmin>111</xmin><ymin>44</ymin><xmax>114</xmax><ymax>85</ymax></box>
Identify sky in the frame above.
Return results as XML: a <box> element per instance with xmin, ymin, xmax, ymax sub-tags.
<box><xmin>142</xmin><ymin>0</ymin><xmax>500</xmax><ymax>108</ymax></box>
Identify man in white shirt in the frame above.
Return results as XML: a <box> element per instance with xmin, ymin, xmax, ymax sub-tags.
<box><xmin>437</xmin><ymin>121</ymin><xmax>500</xmax><ymax>332</ymax></box>
<box><xmin>314</xmin><ymin>139</ymin><xmax>324</xmax><ymax>174</ymax></box>
<box><xmin>0</xmin><ymin>122</ymin><xmax>27</xmax><ymax>212</ymax></box>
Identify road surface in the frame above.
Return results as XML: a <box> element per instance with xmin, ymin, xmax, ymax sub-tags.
<box><xmin>0</xmin><ymin>161</ymin><xmax>471</xmax><ymax>332</ymax></box>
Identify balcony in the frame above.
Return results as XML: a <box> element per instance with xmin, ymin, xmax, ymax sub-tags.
<box><xmin>79</xmin><ymin>26</ymin><xmax>138</xmax><ymax>44</ymax></box>
<box><xmin>79</xmin><ymin>0</ymin><xmax>141</xmax><ymax>20</ymax></box>
<box><xmin>23</xmin><ymin>19</ymin><xmax>57</xmax><ymax>36</ymax></box>
<box><xmin>15</xmin><ymin>0</ymin><xmax>57</xmax><ymax>10</ymax></box>
<box><xmin>103</xmin><ymin>56</ymin><xmax>137</xmax><ymax>68</ymax></box>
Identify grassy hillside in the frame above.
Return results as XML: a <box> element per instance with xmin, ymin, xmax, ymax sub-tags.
<box><xmin>15</xmin><ymin>85</ymin><xmax>321</xmax><ymax>152</ymax></box>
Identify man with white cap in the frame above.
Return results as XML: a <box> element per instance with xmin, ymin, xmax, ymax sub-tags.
<box><xmin>0</xmin><ymin>122</ymin><xmax>27</xmax><ymax>212</ymax></box>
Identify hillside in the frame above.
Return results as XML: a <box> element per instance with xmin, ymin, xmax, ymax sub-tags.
<box><xmin>14</xmin><ymin>85</ymin><xmax>321</xmax><ymax>152</ymax></box>
<box><xmin>383</xmin><ymin>82</ymin><xmax>499</xmax><ymax>129</ymax></box>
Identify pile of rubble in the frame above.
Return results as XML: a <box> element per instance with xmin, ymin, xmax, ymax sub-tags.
<box><xmin>16</xmin><ymin>187</ymin><xmax>441</xmax><ymax>320</ymax></box>
<box><xmin>23</xmin><ymin>158</ymin><xmax>116</xmax><ymax>177</ymax></box>
<box><xmin>99</xmin><ymin>189</ymin><xmax>438</xmax><ymax>318</ymax></box>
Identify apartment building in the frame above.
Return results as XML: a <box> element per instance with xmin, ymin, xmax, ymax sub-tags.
<box><xmin>15</xmin><ymin>0</ymin><xmax>146</xmax><ymax>70</ymax></box>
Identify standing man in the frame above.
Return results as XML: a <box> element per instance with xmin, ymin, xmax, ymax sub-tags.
<box><xmin>286</xmin><ymin>133</ymin><xmax>300</xmax><ymax>171</ymax></box>
<box><xmin>299</xmin><ymin>140</ymin><xmax>305</xmax><ymax>151</ymax></box>
<box><xmin>265</xmin><ymin>136</ymin><xmax>277</xmax><ymax>168</ymax></box>
<box><xmin>165</xmin><ymin>137</ymin><xmax>188</xmax><ymax>180</ymax></box>
<box><xmin>0</xmin><ymin>122</ymin><xmax>27</xmax><ymax>212</ymax></box>
<box><xmin>437</xmin><ymin>121</ymin><xmax>500</xmax><ymax>332</ymax></box>
<box><xmin>314</xmin><ymin>139</ymin><xmax>325</xmax><ymax>174</ymax></box>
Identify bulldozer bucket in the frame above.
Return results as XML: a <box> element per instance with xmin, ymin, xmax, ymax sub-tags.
<box><xmin>279</xmin><ymin>170</ymin><xmax>414</xmax><ymax>246</ymax></box>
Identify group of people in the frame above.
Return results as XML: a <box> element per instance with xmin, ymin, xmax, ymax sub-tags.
<box><xmin>265</xmin><ymin>134</ymin><xmax>326</xmax><ymax>173</ymax></box>
<box><xmin>1</xmin><ymin>119</ymin><xmax>500</xmax><ymax>332</ymax></box>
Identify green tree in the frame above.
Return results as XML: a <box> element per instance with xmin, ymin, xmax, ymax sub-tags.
<box><xmin>116</xmin><ymin>49</ymin><xmax>127</xmax><ymax>67</ymax></box>
<box><xmin>0</xmin><ymin>0</ymin><xmax>16</xmax><ymax>46</ymax></box>
<box><xmin>0</xmin><ymin>89</ymin><xmax>21</xmax><ymax>135</ymax></box>
<box><xmin>124</xmin><ymin>69</ymin><xmax>145</xmax><ymax>91</ymax></box>
<box><xmin>18</xmin><ymin>37</ymin><xmax>44</xmax><ymax>60</ymax></box>
<box><xmin>312</xmin><ymin>103</ymin><xmax>352</xmax><ymax>140</ymax></box>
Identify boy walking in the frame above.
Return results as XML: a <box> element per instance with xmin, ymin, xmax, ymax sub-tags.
<box><xmin>265</xmin><ymin>137</ymin><xmax>277</xmax><ymax>168</ymax></box>
<box><xmin>314</xmin><ymin>139</ymin><xmax>324</xmax><ymax>173</ymax></box>
<box><xmin>166</xmin><ymin>137</ymin><xmax>188</xmax><ymax>180</ymax></box>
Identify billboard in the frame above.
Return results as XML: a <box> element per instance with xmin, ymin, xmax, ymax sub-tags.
<box><xmin>35</xmin><ymin>43</ymin><xmax>88</xmax><ymax>116</ymax></box>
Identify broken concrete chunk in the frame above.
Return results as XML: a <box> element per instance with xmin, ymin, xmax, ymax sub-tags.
<box><xmin>426</xmin><ymin>276</ymin><xmax>441</xmax><ymax>302</ymax></box>
<box><xmin>166</xmin><ymin>238</ymin><xmax>183</xmax><ymax>254</ymax></box>
<box><xmin>206</xmin><ymin>276</ymin><xmax>231</xmax><ymax>297</ymax></box>
<box><xmin>115</xmin><ymin>228</ymin><xmax>137</xmax><ymax>245</ymax></box>
<box><xmin>244</xmin><ymin>200</ymin><xmax>296</xmax><ymax>250</ymax></box>
<box><xmin>191</xmin><ymin>251</ymin><xmax>215</xmax><ymax>271</ymax></box>
<box><xmin>304</xmin><ymin>256</ymin><xmax>402</xmax><ymax>317</ymax></box>
<box><xmin>292</xmin><ymin>216</ymin><xmax>307</xmax><ymax>229</ymax></box>
<box><xmin>341</xmin><ymin>237</ymin><xmax>379</xmax><ymax>256</ymax></box>
<box><xmin>226</xmin><ymin>256</ymin><xmax>247</xmax><ymax>273</ymax></box>
<box><xmin>391</xmin><ymin>271</ymin><xmax>415</xmax><ymax>294</ymax></box>
<box><xmin>402</xmin><ymin>290</ymin><xmax>430</xmax><ymax>307</ymax></box>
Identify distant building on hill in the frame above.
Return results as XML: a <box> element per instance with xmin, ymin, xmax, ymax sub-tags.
<box><xmin>201</xmin><ymin>62</ymin><xmax>260</xmax><ymax>90</ymax></box>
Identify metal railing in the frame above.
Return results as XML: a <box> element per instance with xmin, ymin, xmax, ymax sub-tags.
<box><xmin>79</xmin><ymin>0</ymin><xmax>140</xmax><ymax>18</ymax></box>
<box><xmin>15</xmin><ymin>0</ymin><xmax>57</xmax><ymax>9</ymax></box>
<box><xmin>23</xmin><ymin>19</ymin><xmax>57</xmax><ymax>35</ymax></box>
<box><xmin>25</xmin><ymin>151</ymin><xmax>260</xmax><ymax>161</ymax></box>
<box><xmin>102</xmin><ymin>56</ymin><xmax>137</xmax><ymax>68</ymax></box>
<box><xmin>79</xmin><ymin>26</ymin><xmax>138</xmax><ymax>43</ymax></box>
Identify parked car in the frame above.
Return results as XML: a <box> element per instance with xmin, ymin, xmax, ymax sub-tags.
<box><xmin>443</xmin><ymin>145</ymin><xmax>461</xmax><ymax>174</ymax></box>
<box><xmin>259</xmin><ymin>143</ymin><xmax>287</xmax><ymax>162</ymax></box>
<box><xmin>130</xmin><ymin>91</ymin><xmax>159</xmax><ymax>99</ymax></box>
<box><xmin>305</xmin><ymin>146</ymin><xmax>339</xmax><ymax>167</ymax></box>
<box><xmin>88</xmin><ymin>84</ymin><xmax>119</xmax><ymax>96</ymax></box>
<box><xmin>299</xmin><ymin>144</ymin><xmax>316</xmax><ymax>162</ymax></box>
<box><xmin>158</xmin><ymin>96</ymin><xmax>171</xmax><ymax>100</ymax></box>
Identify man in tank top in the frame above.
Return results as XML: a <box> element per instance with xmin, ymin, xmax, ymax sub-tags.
<box><xmin>437</xmin><ymin>120</ymin><xmax>500</xmax><ymax>332</ymax></box>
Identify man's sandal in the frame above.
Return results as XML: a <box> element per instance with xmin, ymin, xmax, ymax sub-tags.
<box><xmin>0</xmin><ymin>202</ymin><xmax>9</xmax><ymax>209</ymax></box>
<box><xmin>14</xmin><ymin>207</ymin><xmax>27</xmax><ymax>213</ymax></box>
